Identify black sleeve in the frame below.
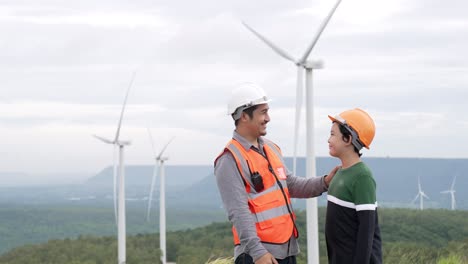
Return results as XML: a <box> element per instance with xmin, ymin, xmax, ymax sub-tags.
<box><xmin>353</xmin><ymin>210</ymin><xmax>376</xmax><ymax>264</ymax></box>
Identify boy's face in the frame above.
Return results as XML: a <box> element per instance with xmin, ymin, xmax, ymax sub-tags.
<box><xmin>328</xmin><ymin>122</ymin><xmax>348</xmax><ymax>158</ymax></box>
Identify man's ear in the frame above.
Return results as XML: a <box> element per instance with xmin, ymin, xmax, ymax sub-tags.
<box><xmin>240</xmin><ymin>112</ymin><xmax>249</xmax><ymax>122</ymax></box>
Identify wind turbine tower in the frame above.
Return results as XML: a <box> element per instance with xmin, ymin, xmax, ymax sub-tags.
<box><xmin>412</xmin><ymin>176</ymin><xmax>429</xmax><ymax>210</ymax></box>
<box><xmin>242</xmin><ymin>1</ymin><xmax>342</xmax><ymax>263</ymax></box>
<box><xmin>146</xmin><ymin>130</ymin><xmax>174</xmax><ymax>264</ymax></box>
<box><xmin>94</xmin><ymin>72</ymin><xmax>136</xmax><ymax>264</ymax></box>
<box><xmin>441</xmin><ymin>175</ymin><xmax>456</xmax><ymax>210</ymax></box>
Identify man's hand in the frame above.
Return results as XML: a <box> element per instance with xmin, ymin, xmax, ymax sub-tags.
<box><xmin>324</xmin><ymin>165</ymin><xmax>341</xmax><ymax>187</ymax></box>
<box><xmin>255</xmin><ymin>252</ymin><xmax>278</xmax><ymax>264</ymax></box>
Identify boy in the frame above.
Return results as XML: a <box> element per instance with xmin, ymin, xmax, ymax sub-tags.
<box><xmin>325</xmin><ymin>108</ymin><xmax>382</xmax><ymax>264</ymax></box>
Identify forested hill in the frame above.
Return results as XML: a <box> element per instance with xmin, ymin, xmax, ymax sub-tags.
<box><xmin>1</xmin><ymin>208</ymin><xmax>467</xmax><ymax>264</ymax></box>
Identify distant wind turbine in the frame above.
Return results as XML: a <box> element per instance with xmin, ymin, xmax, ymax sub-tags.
<box><xmin>242</xmin><ymin>1</ymin><xmax>342</xmax><ymax>263</ymax></box>
<box><xmin>441</xmin><ymin>175</ymin><xmax>456</xmax><ymax>210</ymax></box>
<box><xmin>94</xmin><ymin>72</ymin><xmax>136</xmax><ymax>264</ymax></box>
<box><xmin>146</xmin><ymin>129</ymin><xmax>174</xmax><ymax>264</ymax></box>
<box><xmin>412</xmin><ymin>176</ymin><xmax>429</xmax><ymax>210</ymax></box>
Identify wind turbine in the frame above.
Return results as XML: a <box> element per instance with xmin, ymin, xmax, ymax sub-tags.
<box><xmin>412</xmin><ymin>176</ymin><xmax>429</xmax><ymax>210</ymax></box>
<box><xmin>441</xmin><ymin>175</ymin><xmax>456</xmax><ymax>210</ymax></box>
<box><xmin>242</xmin><ymin>1</ymin><xmax>342</xmax><ymax>263</ymax></box>
<box><xmin>146</xmin><ymin>129</ymin><xmax>174</xmax><ymax>264</ymax></box>
<box><xmin>94</xmin><ymin>72</ymin><xmax>136</xmax><ymax>264</ymax></box>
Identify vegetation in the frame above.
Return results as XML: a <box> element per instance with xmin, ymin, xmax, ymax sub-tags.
<box><xmin>0</xmin><ymin>235</ymin><xmax>161</xmax><ymax>264</ymax></box>
<box><xmin>206</xmin><ymin>257</ymin><xmax>235</xmax><ymax>264</ymax></box>
<box><xmin>0</xmin><ymin>208</ymin><xmax>467</xmax><ymax>263</ymax></box>
<box><xmin>0</xmin><ymin>204</ymin><xmax>226</xmax><ymax>254</ymax></box>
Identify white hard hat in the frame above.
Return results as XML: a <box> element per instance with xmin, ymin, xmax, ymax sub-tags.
<box><xmin>228</xmin><ymin>83</ymin><xmax>271</xmax><ymax>120</ymax></box>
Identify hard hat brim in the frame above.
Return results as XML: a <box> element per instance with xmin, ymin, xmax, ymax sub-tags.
<box><xmin>228</xmin><ymin>99</ymin><xmax>272</xmax><ymax>116</ymax></box>
<box><xmin>230</xmin><ymin>100</ymin><xmax>272</xmax><ymax>120</ymax></box>
<box><xmin>328</xmin><ymin>115</ymin><xmax>343</xmax><ymax>124</ymax></box>
<box><xmin>328</xmin><ymin>114</ymin><xmax>370</xmax><ymax>149</ymax></box>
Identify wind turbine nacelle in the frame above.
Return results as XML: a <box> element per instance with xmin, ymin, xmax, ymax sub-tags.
<box><xmin>157</xmin><ymin>156</ymin><xmax>169</xmax><ymax>161</ymax></box>
<box><xmin>305</xmin><ymin>60</ymin><xmax>324</xmax><ymax>69</ymax></box>
<box><xmin>117</xmin><ymin>140</ymin><xmax>132</xmax><ymax>146</ymax></box>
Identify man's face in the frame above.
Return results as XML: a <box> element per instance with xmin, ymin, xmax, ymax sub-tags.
<box><xmin>246</xmin><ymin>103</ymin><xmax>270</xmax><ymax>137</ymax></box>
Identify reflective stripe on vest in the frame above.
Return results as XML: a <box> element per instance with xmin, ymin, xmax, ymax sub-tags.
<box><xmin>221</xmin><ymin>139</ymin><xmax>298</xmax><ymax>245</ymax></box>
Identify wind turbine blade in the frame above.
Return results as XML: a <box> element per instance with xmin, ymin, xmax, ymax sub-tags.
<box><xmin>440</xmin><ymin>190</ymin><xmax>451</xmax><ymax>194</ymax></box>
<box><xmin>299</xmin><ymin>0</ymin><xmax>342</xmax><ymax>63</ymax></box>
<box><xmin>418</xmin><ymin>176</ymin><xmax>421</xmax><ymax>191</ymax></box>
<box><xmin>113</xmin><ymin>145</ymin><xmax>118</xmax><ymax>227</ymax></box>
<box><xmin>146</xmin><ymin>161</ymin><xmax>159</xmax><ymax>222</ymax></box>
<box><xmin>147</xmin><ymin>127</ymin><xmax>157</xmax><ymax>158</ymax></box>
<box><xmin>114</xmin><ymin>71</ymin><xmax>137</xmax><ymax>143</ymax></box>
<box><xmin>157</xmin><ymin>137</ymin><xmax>175</xmax><ymax>159</ymax></box>
<box><xmin>242</xmin><ymin>21</ymin><xmax>297</xmax><ymax>63</ymax></box>
<box><xmin>411</xmin><ymin>193</ymin><xmax>420</xmax><ymax>204</ymax></box>
<box><xmin>451</xmin><ymin>175</ymin><xmax>457</xmax><ymax>190</ymax></box>
<box><xmin>422</xmin><ymin>193</ymin><xmax>429</xmax><ymax>200</ymax></box>
<box><xmin>93</xmin><ymin>135</ymin><xmax>114</xmax><ymax>144</ymax></box>
<box><xmin>292</xmin><ymin>67</ymin><xmax>304</xmax><ymax>177</ymax></box>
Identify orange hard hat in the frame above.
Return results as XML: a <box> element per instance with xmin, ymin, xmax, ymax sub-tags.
<box><xmin>328</xmin><ymin>108</ymin><xmax>375</xmax><ymax>149</ymax></box>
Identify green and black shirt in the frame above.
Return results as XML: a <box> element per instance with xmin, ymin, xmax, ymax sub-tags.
<box><xmin>325</xmin><ymin>162</ymin><xmax>382</xmax><ymax>264</ymax></box>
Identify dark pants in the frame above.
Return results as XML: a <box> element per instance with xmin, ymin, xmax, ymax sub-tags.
<box><xmin>235</xmin><ymin>253</ymin><xmax>297</xmax><ymax>264</ymax></box>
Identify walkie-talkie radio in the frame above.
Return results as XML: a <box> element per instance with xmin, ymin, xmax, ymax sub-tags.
<box><xmin>251</xmin><ymin>171</ymin><xmax>264</xmax><ymax>192</ymax></box>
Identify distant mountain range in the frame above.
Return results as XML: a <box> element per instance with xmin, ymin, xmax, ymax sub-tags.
<box><xmin>86</xmin><ymin>165</ymin><xmax>212</xmax><ymax>188</ymax></box>
<box><xmin>174</xmin><ymin>157</ymin><xmax>468</xmax><ymax>210</ymax></box>
<box><xmin>0</xmin><ymin>157</ymin><xmax>466</xmax><ymax>210</ymax></box>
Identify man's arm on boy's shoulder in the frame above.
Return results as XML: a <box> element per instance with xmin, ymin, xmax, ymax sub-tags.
<box><xmin>286</xmin><ymin>175</ymin><xmax>327</xmax><ymax>198</ymax></box>
<box><xmin>286</xmin><ymin>166</ymin><xmax>340</xmax><ymax>198</ymax></box>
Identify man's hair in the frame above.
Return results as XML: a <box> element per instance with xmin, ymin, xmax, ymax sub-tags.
<box><xmin>234</xmin><ymin>105</ymin><xmax>259</xmax><ymax>126</ymax></box>
<box><xmin>338</xmin><ymin>123</ymin><xmax>362</xmax><ymax>157</ymax></box>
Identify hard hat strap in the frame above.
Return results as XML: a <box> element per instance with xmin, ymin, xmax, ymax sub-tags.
<box><xmin>232</xmin><ymin>107</ymin><xmax>245</xmax><ymax>120</ymax></box>
<box><xmin>335</xmin><ymin>115</ymin><xmax>365</xmax><ymax>150</ymax></box>
<box><xmin>347</xmin><ymin>126</ymin><xmax>364</xmax><ymax>150</ymax></box>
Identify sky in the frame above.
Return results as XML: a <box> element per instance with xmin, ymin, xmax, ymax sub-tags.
<box><xmin>1</xmin><ymin>0</ymin><xmax>467</xmax><ymax>183</ymax></box>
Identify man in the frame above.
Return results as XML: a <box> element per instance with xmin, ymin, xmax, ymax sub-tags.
<box><xmin>214</xmin><ymin>83</ymin><xmax>339</xmax><ymax>264</ymax></box>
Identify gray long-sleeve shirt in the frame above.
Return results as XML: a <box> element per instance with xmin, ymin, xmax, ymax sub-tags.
<box><xmin>214</xmin><ymin>131</ymin><xmax>328</xmax><ymax>261</ymax></box>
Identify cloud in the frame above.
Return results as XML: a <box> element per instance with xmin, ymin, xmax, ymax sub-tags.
<box><xmin>0</xmin><ymin>101</ymin><xmax>166</xmax><ymax>127</ymax></box>
<box><xmin>0</xmin><ymin>0</ymin><xmax>467</xmax><ymax>178</ymax></box>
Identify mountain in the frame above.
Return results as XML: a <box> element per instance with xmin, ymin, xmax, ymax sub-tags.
<box><xmin>0</xmin><ymin>172</ymin><xmax>30</xmax><ymax>187</ymax></box>
<box><xmin>1</xmin><ymin>157</ymin><xmax>466</xmax><ymax>210</ymax></box>
<box><xmin>180</xmin><ymin>157</ymin><xmax>468</xmax><ymax>210</ymax></box>
<box><xmin>0</xmin><ymin>165</ymin><xmax>213</xmax><ymax>205</ymax></box>
<box><xmin>85</xmin><ymin>165</ymin><xmax>212</xmax><ymax>188</ymax></box>
<box><xmin>0</xmin><ymin>172</ymin><xmax>88</xmax><ymax>187</ymax></box>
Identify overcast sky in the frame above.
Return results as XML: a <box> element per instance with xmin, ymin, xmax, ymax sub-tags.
<box><xmin>1</xmin><ymin>0</ymin><xmax>467</xmax><ymax>183</ymax></box>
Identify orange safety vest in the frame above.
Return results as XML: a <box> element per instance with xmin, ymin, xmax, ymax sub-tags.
<box><xmin>215</xmin><ymin>138</ymin><xmax>298</xmax><ymax>245</ymax></box>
